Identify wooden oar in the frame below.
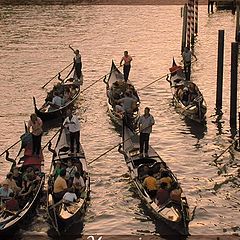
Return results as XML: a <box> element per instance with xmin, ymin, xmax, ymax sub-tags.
<box><xmin>41</xmin><ymin>128</ymin><xmax>62</xmax><ymax>151</ymax></box>
<box><xmin>41</xmin><ymin>61</ymin><xmax>73</xmax><ymax>89</ymax></box>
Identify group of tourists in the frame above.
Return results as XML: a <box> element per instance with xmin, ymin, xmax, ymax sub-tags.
<box><xmin>0</xmin><ymin>165</ymin><xmax>42</xmax><ymax>211</ymax></box>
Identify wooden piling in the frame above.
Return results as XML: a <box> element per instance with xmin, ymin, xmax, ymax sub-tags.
<box><xmin>195</xmin><ymin>0</ymin><xmax>199</xmax><ymax>35</ymax></box>
<box><xmin>181</xmin><ymin>4</ymin><xmax>188</xmax><ymax>53</ymax></box>
<box><xmin>216</xmin><ymin>30</ymin><xmax>225</xmax><ymax>113</ymax></box>
<box><xmin>235</xmin><ymin>5</ymin><xmax>240</xmax><ymax>42</ymax></box>
<box><xmin>230</xmin><ymin>42</ymin><xmax>239</xmax><ymax>129</ymax></box>
<box><xmin>190</xmin><ymin>0</ymin><xmax>195</xmax><ymax>47</ymax></box>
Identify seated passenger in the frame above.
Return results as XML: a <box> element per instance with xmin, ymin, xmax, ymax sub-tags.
<box><xmin>19</xmin><ymin>174</ymin><xmax>36</xmax><ymax>198</ymax></box>
<box><xmin>63</xmin><ymin>187</ymin><xmax>77</xmax><ymax>203</ymax></box>
<box><xmin>170</xmin><ymin>182</ymin><xmax>182</xmax><ymax>202</ymax></box>
<box><xmin>48</xmin><ymin>91</ymin><xmax>63</xmax><ymax>111</ymax></box>
<box><xmin>0</xmin><ymin>181</ymin><xmax>13</xmax><ymax>199</ymax></box>
<box><xmin>159</xmin><ymin>171</ymin><xmax>173</xmax><ymax>189</ymax></box>
<box><xmin>182</xmin><ymin>87</ymin><xmax>190</xmax><ymax>106</ymax></box>
<box><xmin>12</xmin><ymin>167</ymin><xmax>22</xmax><ymax>188</ymax></box>
<box><xmin>73</xmin><ymin>171</ymin><xmax>85</xmax><ymax>198</ymax></box>
<box><xmin>53</xmin><ymin>161</ymin><xmax>62</xmax><ymax>179</ymax></box>
<box><xmin>115</xmin><ymin>104</ymin><xmax>125</xmax><ymax>118</ymax></box>
<box><xmin>5</xmin><ymin>192</ymin><xmax>19</xmax><ymax>211</ymax></box>
<box><xmin>63</xmin><ymin>87</ymin><xmax>72</xmax><ymax>103</ymax></box>
<box><xmin>143</xmin><ymin>170</ymin><xmax>157</xmax><ymax>199</ymax></box>
<box><xmin>53</xmin><ymin>169</ymin><xmax>69</xmax><ymax>201</ymax></box>
<box><xmin>116</xmin><ymin>91</ymin><xmax>137</xmax><ymax>115</ymax></box>
<box><xmin>5</xmin><ymin>172</ymin><xmax>21</xmax><ymax>193</ymax></box>
<box><xmin>139</xmin><ymin>165</ymin><xmax>150</xmax><ymax>181</ymax></box>
<box><xmin>66</xmin><ymin>160</ymin><xmax>78</xmax><ymax>185</ymax></box>
<box><xmin>156</xmin><ymin>182</ymin><xmax>170</xmax><ymax>206</ymax></box>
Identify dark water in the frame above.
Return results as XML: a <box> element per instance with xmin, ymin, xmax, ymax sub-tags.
<box><xmin>0</xmin><ymin>4</ymin><xmax>240</xmax><ymax>239</ymax></box>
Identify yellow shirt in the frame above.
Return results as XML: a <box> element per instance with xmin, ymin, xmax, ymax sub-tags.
<box><xmin>143</xmin><ymin>176</ymin><xmax>157</xmax><ymax>191</ymax></box>
<box><xmin>54</xmin><ymin>176</ymin><xmax>67</xmax><ymax>193</ymax></box>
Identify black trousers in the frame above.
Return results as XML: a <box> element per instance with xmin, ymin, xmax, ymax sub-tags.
<box><xmin>32</xmin><ymin>134</ymin><xmax>42</xmax><ymax>155</ymax></box>
<box><xmin>140</xmin><ymin>133</ymin><xmax>150</xmax><ymax>154</ymax></box>
<box><xmin>70</xmin><ymin>131</ymin><xmax>80</xmax><ymax>153</ymax></box>
<box><xmin>75</xmin><ymin>62</ymin><xmax>82</xmax><ymax>79</ymax></box>
<box><xmin>184</xmin><ymin>61</ymin><xmax>191</xmax><ymax>81</ymax></box>
<box><xmin>123</xmin><ymin>65</ymin><xmax>131</xmax><ymax>82</ymax></box>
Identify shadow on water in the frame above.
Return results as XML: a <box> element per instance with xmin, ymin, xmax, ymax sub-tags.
<box><xmin>184</xmin><ymin>118</ymin><xmax>207</xmax><ymax>141</ymax></box>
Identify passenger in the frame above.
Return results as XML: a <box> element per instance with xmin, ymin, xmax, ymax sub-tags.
<box><xmin>115</xmin><ymin>104</ymin><xmax>125</xmax><ymax>118</ymax></box>
<box><xmin>19</xmin><ymin>174</ymin><xmax>36</xmax><ymax>198</ymax></box>
<box><xmin>116</xmin><ymin>91</ymin><xmax>137</xmax><ymax>114</ymax></box>
<box><xmin>48</xmin><ymin>91</ymin><xmax>63</xmax><ymax>111</ymax></box>
<box><xmin>66</xmin><ymin>159</ymin><xmax>78</xmax><ymax>184</ymax></box>
<box><xmin>53</xmin><ymin>169</ymin><xmax>69</xmax><ymax>201</ymax></box>
<box><xmin>5</xmin><ymin>192</ymin><xmax>19</xmax><ymax>211</ymax></box>
<box><xmin>12</xmin><ymin>167</ymin><xmax>22</xmax><ymax>188</ymax></box>
<box><xmin>139</xmin><ymin>165</ymin><xmax>150</xmax><ymax>181</ymax></box>
<box><xmin>159</xmin><ymin>171</ymin><xmax>173</xmax><ymax>189</ymax></box>
<box><xmin>143</xmin><ymin>170</ymin><xmax>158</xmax><ymax>199</ymax></box>
<box><xmin>63</xmin><ymin>187</ymin><xmax>77</xmax><ymax>203</ymax></box>
<box><xmin>182</xmin><ymin>87</ymin><xmax>190</xmax><ymax>106</ymax></box>
<box><xmin>73</xmin><ymin>171</ymin><xmax>85</xmax><ymax>198</ymax></box>
<box><xmin>53</xmin><ymin>161</ymin><xmax>62</xmax><ymax>179</ymax></box>
<box><xmin>156</xmin><ymin>182</ymin><xmax>170</xmax><ymax>206</ymax></box>
<box><xmin>63</xmin><ymin>87</ymin><xmax>72</xmax><ymax>103</ymax></box>
<box><xmin>27</xmin><ymin>113</ymin><xmax>43</xmax><ymax>156</ymax></box>
<box><xmin>170</xmin><ymin>182</ymin><xmax>182</xmax><ymax>202</ymax></box>
<box><xmin>22</xmin><ymin>167</ymin><xmax>35</xmax><ymax>184</ymax></box>
<box><xmin>5</xmin><ymin>172</ymin><xmax>21</xmax><ymax>193</ymax></box>
<box><xmin>0</xmin><ymin>181</ymin><xmax>13</xmax><ymax>199</ymax></box>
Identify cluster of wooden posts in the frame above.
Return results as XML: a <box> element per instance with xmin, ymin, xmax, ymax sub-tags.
<box><xmin>181</xmin><ymin>0</ymin><xmax>199</xmax><ymax>53</ymax></box>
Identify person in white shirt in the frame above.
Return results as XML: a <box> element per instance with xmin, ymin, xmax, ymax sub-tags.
<box><xmin>48</xmin><ymin>91</ymin><xmax>63</xmax><ymax>111</ymax></box>
<box><xmin>0</xmin><ymin>181</ymin><xmax>13</xmax><ymax>199</ymax></box>
<box><xmin>73</xmin><ymin>171</ymin><xmax>85</xmax><ymax>197</ymax></box>
<box><xmin>63</xmin><ymin>109</ymin><xmax>80</xmax><ymax>154</ymax></box>
<box><xmin>63</xmin><ymin>188</ymin><xmax>77</xmax><ymax>203</ymax></box>
<box><xmin>66</xmin><ymin>160</ymin><xmax>78</xmax><ymax>182</ymax></box>
<box><xmin>138</xmin><ymin>107</ymin><xmax>155</xmax><ymax>158</ymax></box>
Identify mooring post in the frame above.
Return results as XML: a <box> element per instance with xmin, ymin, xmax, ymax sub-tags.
<box><xmin>216</xmin><ymin>30</ymin><xmax>225</xmax><ymax>113</ymax></box>
<box><xmin>181</xmin><ymin>4</ymin><xmax>188</xmax><ymax>53</ymax></box>
<box><xmin>230</xmin><ymin>42</ymin><xmax>239</xmax><ymax>130</ymax></box>
<box><xmin>235</xmin><ymin>5</ymin><xmax>240</xmax><ymax>42</ymax></box>
<box><xmin>194</xmin><ymin>0</ymin><xmax>199</xmax><ymax>35</ymax></box>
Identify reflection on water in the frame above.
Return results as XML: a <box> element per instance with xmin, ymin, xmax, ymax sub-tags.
<box><xmin>0</xmin><ymin>4</ymin><xmax>239</xmax><ymax>239</ymax></box>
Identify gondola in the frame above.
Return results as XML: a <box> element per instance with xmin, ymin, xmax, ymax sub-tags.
<box><xmin>47</xmin><ymin>127</ymin><xmax>90</xmax><ymax>235</ymax></box>
<box><xmin>119</xmin><ymin>123</ymin><xmax>190</xmax><ymax>235</ymax></box>
<box><xmin>33</xmin><ymin>77</ymin><xmax>81</xmax><ymax>122</ymax></box>
<box><xmin>167</xmin><ymin>59</ymin><xmax>207</xmax><ymax>123</ymax></box>
<box><xmin>0</xmin><ymin>129</ymin><xmax>45</xmax><ymax>236</ymax></box>
<box><xmin>104</xmin><ymin>61</ymin><xmax>140</xmax><ymax>129</ymax></box>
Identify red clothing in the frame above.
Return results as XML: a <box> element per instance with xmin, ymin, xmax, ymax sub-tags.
<box><xmin>156</xmin><ymin>189</ymin><xmax>169</xmax><ymax>206</ymax></box>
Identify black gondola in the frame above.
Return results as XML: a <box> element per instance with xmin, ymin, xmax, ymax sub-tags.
<box><xmin>104</xmin><ymin>61</ymin><xmax>140</xmax><ymax>129</ymax></box>
<box><xmin>167</xmin><ymin>59</ymin><xmax>207</xmax><ymax>123</ymax></box>
<box><xmin>119</xmin><ymin>123</ymin><xmax>190</xmax><ymax>235</ymax></box>
<box><xmin>47</xmin><ymin>128</ymin><xmax>90</xmax><ymax>235</ymax></box>
<box><xmin>0</xmin><ymin>131</ymin><xmax>45</xmax><ymax>236</ymax></box>
<box><xmin>33</xmin><ymin>78</ymin><xmax>81</xmax><ymax>122</ymax></box>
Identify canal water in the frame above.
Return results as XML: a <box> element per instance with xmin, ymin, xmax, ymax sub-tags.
<box><xmin>0</xmin><ymin>4</ymin><xmax>239</xmax><ymax>239</ymax></box>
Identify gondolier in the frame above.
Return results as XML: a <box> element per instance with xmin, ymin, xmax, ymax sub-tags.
<box><xmin>182</xmin><ymin>46</ymin><xmax>196</xmax><ymax>81</ymax></box>
<box><xmin>120</xmin><ymin>51</ymin><xmax>132</xmax><ymax>82</ymax></box>
<box><xmin>63</xmin><ymin>109</ymin><xmax>80</xmax><ymax>154</ymax></box>
<box><xmin>138</xmin><ymin>107</ymin><xmax>155</xmax><ymax>158</ymax></box>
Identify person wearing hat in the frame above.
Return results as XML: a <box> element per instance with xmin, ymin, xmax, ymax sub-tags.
<box><xmin>0</xmin><ymin>181</ymin><xmax>13</xmax><ymax>198</ymax></box>
<box><xmin>182</xmin><ymin>86</ymin><xmax>190</xmax><ymax>106</ymax></box>
<box><xmin>27</xmin><ymin>113</ymin><xmax>43</xmax><ymax>156</ymax></box>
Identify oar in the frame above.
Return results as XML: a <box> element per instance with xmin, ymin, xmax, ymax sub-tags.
<box><xmin>0</xmin><ymin>139</ymin><xmax>22</xmax><ymax>157</ymax></box>
<box><xmin>41</xmin><ymin>128</ymin><xmax>62</xmax><ymax>151</ymax></box>
<box><xmin>214</xmin><ymin>140</ymin><xmax>237</xmax><ymax>162</ymax></box>
<box><xmin>41</xmin><ymin>61</ymin><xmax>73</xmax><ymax>89</ymax></box>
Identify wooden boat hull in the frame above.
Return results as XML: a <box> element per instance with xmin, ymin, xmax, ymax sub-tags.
<box><xmin>47</xmin><ymin>128</ymin><xmax>90</xmax><ymax>235</ymax></box>
<box><xmin>0</xmin><ymin>133</ymin><xmax>45</xmax><ymax>236</ymax></box>
<box><xmin>121</xmin><ymin>124</ymin><xmax>190</xmax><ymax>235</ymax></box>
<box><xmin>104</xmin><ymin>61</ymin><xmax>140</xmax><ymax>129</ymax></box>
<box><xmin>34</xmin><ymin>82</ymin><xmax>80</xmax><ymax>122</ymax></box>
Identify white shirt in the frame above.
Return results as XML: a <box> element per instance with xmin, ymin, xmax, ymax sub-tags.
<box><xmin>52</xmin><ymin>96</ymin><xmax>63</xmax><ymax>107</ymax></box>
<box><xmin>66</xmin><ymin>166</ymin><xmax>78</xmax><ymax>180</ymax></box>
<box><xmin>0</xmin><ymin>187</ymin><xmax>13</xmax><ymax>198</ymax></box>
<box><xmin>139</xmin><ymin>114</ymin><xmax>155</xmax><ymax>134</ymax></box>
<box><xmin>63</xmin><ymin>192</ymin><xmax>77</xmax><ymax>202</ymax></box>
<box><xmin>63</xmin><ymin>115</ymin><xmax>80</xmax><ymax>133</ymax></box>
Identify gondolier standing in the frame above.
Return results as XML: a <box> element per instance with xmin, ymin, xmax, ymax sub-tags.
<box><xmin>120</xmin><ymin>51</ymin><xmax>132</xmax><ymax>82</ymax></box>
<box><xmin>138</xmin><ymin>107</ymin><xmax>155</xmax><ymax>158</ymax></box>
<box><xmin>182</xmin><ymin>46</ymin><xmax>196</xmax><ymax>81</ymax></box>
<box><xmin>27</xmin><ymin>113</ymin><xmax>43</xmax><ymax>156</ymax></box>
<box><xmin>63</xmin><ymin>109</ymin><xmax>80</xmax><ymax>154</ymax></box>
<box><xmin>69</xmin><ymin>45</ymin><xmax>83</xmax><ymax>84</ymax></box>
